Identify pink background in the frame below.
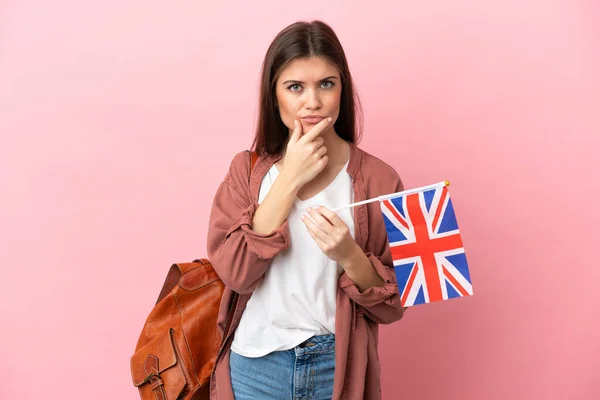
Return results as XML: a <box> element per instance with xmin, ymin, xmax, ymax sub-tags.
<box><xmin>1</xmin><ymin>1</ymin><xmax>599</xmax><ymax>399</ymax></box>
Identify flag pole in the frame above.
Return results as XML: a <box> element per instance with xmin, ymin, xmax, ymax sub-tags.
<box><xmin>331</xmin><ymin>180</ymin><xmax>450</xmax><ymax>212</ymax></box>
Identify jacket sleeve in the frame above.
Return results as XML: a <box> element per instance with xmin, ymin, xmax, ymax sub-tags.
<box><xmin>206</xmin><ymin>152</ymin><xmax>291</xmax><ymax>294</ymax></box>
<box><xmin>338</xmin><ymin>172</ymin><xmax>405</xmax><ymax>325</ymax></box>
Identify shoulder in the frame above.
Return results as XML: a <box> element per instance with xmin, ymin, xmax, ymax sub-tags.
<box><xmin>356</xmin><ymin>146</ymin><xmax>404</xmax><ymax>192</ymax></box>
<box><xmin>223</xmin><ymin>150</ymin><xmax>252</xmax><ymax>190</ymax></box>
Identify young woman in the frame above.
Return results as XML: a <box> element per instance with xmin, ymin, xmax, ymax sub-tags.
<box><xmin>207</xmin><ymin>20</ymin><xmax>406</xmax><ymax>400</ymax></box>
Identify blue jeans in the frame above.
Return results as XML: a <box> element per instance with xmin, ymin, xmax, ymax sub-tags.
<box><xmin>229</xmin><ymin>334</ymin><xmax>335</xmax><ymax>400</ymax></box>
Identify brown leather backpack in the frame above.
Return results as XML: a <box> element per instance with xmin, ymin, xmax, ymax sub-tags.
<box><xmin>130</xmin><ymin>150</ymin><xmax>258</xmax><ymax>400</ymax></box>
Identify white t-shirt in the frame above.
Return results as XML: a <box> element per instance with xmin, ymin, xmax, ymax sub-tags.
<box><xmin>230</xmin><ymin>160</ymin><xmax>355</xmax><ymax>358</ymax></box>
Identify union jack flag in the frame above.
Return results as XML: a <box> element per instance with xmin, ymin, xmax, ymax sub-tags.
<box><xmin>380</xmin><ymin>184</ymin><xmax>473</xmax><ymax>307</ymax></box>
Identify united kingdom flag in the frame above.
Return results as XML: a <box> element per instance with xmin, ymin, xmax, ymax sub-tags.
<box><xmin>380</xmin><ymin>184</ymin><xmax>473</xmax><ymax>307</ymax></box>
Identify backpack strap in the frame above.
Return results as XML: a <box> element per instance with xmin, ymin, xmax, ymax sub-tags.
<box><xmin>155</xmin><ymin>260</ymin><xmax>204</xmax><ymax>305</ymax></box>
<box><xmin>221</xmin><ymin>150</ymin><xmax>259</xmax><ymax>332</ymax></box>
<box><xmin>155</xmin><ymin>151</ymin><xmax>259</xmax><ymax>306</ymax></box>
<box><xmin>247</xmin><ymin>150</ymin><xmax>258</xmax><ymax>183</ymax></box>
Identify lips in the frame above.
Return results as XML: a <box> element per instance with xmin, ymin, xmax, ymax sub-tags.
<box><xmin>301</xmin><ymin>115</ymin><xmax>326</xmax><ymax>124</ymax></box>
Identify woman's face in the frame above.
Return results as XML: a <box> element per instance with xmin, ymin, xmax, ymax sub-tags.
<box><xmin>274</xmin><ymin>56</ymin><xmax>342</xmax><ymax>136</ymax></box>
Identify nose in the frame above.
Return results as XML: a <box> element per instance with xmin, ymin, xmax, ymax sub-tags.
<box><xmin>304</xmin><ymin>89</ymin><xmax>321</xmax><ymax>110</ymax></box>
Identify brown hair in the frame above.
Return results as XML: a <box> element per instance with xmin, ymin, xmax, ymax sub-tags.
<box><xmin>251</xmin><ymin>20</ymin><xmax>363</xmax><ymax>155</ymax></box>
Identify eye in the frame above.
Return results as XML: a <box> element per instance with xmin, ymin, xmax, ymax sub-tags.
<box><xmin>320</xmin><ymin>80</ymin><xmax>335</xmax><ymax>89</ymax></box>
<box><xmin>287</xmin><ymin>84</ymin><xmax>302</xmax><ymax>92</ymax></box>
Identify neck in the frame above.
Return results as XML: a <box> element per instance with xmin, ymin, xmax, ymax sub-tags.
<box><xmin>321</xmin><ymin>128</ymin><xmax>350</xmax><ymax>166</ymax></box>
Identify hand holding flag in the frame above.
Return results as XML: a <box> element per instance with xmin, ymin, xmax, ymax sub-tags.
<box><xmin>333</xmin><ymin>181</ymin><xmax>473</xmax><ymax>307</ymax></box>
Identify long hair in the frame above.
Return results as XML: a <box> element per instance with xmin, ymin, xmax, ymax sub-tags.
<box><xmin>251</xmin><ymin>20</ymin><xmax>363</xmax><ymax>155</ymax></box>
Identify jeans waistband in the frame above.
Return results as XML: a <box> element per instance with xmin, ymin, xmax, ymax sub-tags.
<box><xmin>295</xmin><ymin>334</ymin><xmax>335</xmax><ymax>355</ymax></box>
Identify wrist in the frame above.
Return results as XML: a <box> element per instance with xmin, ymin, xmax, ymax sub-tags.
<box><xmin>278</xmin><ymin>168</ymin><xmax>303</xmax><ymax>193</ymax></box>
<box><xmin>339</xmin><ymin>243</ymin><xmax>365</xmax><ymax>269</ymax></box>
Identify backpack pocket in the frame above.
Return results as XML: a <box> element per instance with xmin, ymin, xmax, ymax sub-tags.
<box><xmin>131</xmin><ymin>327</ymin><xmax>187</xmax><ymax>399</ymax></box>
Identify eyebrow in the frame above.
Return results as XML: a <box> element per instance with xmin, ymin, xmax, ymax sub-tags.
<box><xmin>281</xmin><ymin>76</ymin><xmax>339</xmax><ymax>85</ymax></box>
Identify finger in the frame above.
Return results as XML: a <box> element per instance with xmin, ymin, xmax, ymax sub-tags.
<box><xmin>301</xmin><ymin>214</ymin><xmax>331</xmax><ymax>242</ymax></box>
<box><xmin>315</xmin><ymin>206</ymin><xmax>343</xmax><ymax>226</ymax></box>
<box><xmin>288</xmin><ymin>120</ymin><xmax>303</xmax><ymax>146</ymax></box>
<box><xmin>299</xmin><ymin>117</ymin><xmax>332</xmax><ymax>144</ymax></box>
<box><xmin>307</xmin><ymin>207</ymin><xmax>333</xmax><ymax>230</ymax></box>
<box><xmin>315</xmin><ymin>145</ymin><xmax>327</xmax><ymax>159</ymax></box>
<box><xmin>312</xmin><ymin>136</ymin><xmax>325</xmax><ymax>148</ymax></box>
<box><xmin>302</xmin><ymin>218</ymin><xmax>330</xmax><ymax>250</ymax></box>
<box><xmin>305</xmin><ymin>223</ymin><xmax>330</xmax><ymax>250</ymax></box>
<box><xmin>302</xmin><ymin>212</ymin><xmax>329</xmax><ymax>234</ymax></box>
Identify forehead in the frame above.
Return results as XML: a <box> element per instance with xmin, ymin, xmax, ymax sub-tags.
<box><xmin>277</xmin><ymin>56</ymin><xmax>340</xmax><ymax>81</ymax></box>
